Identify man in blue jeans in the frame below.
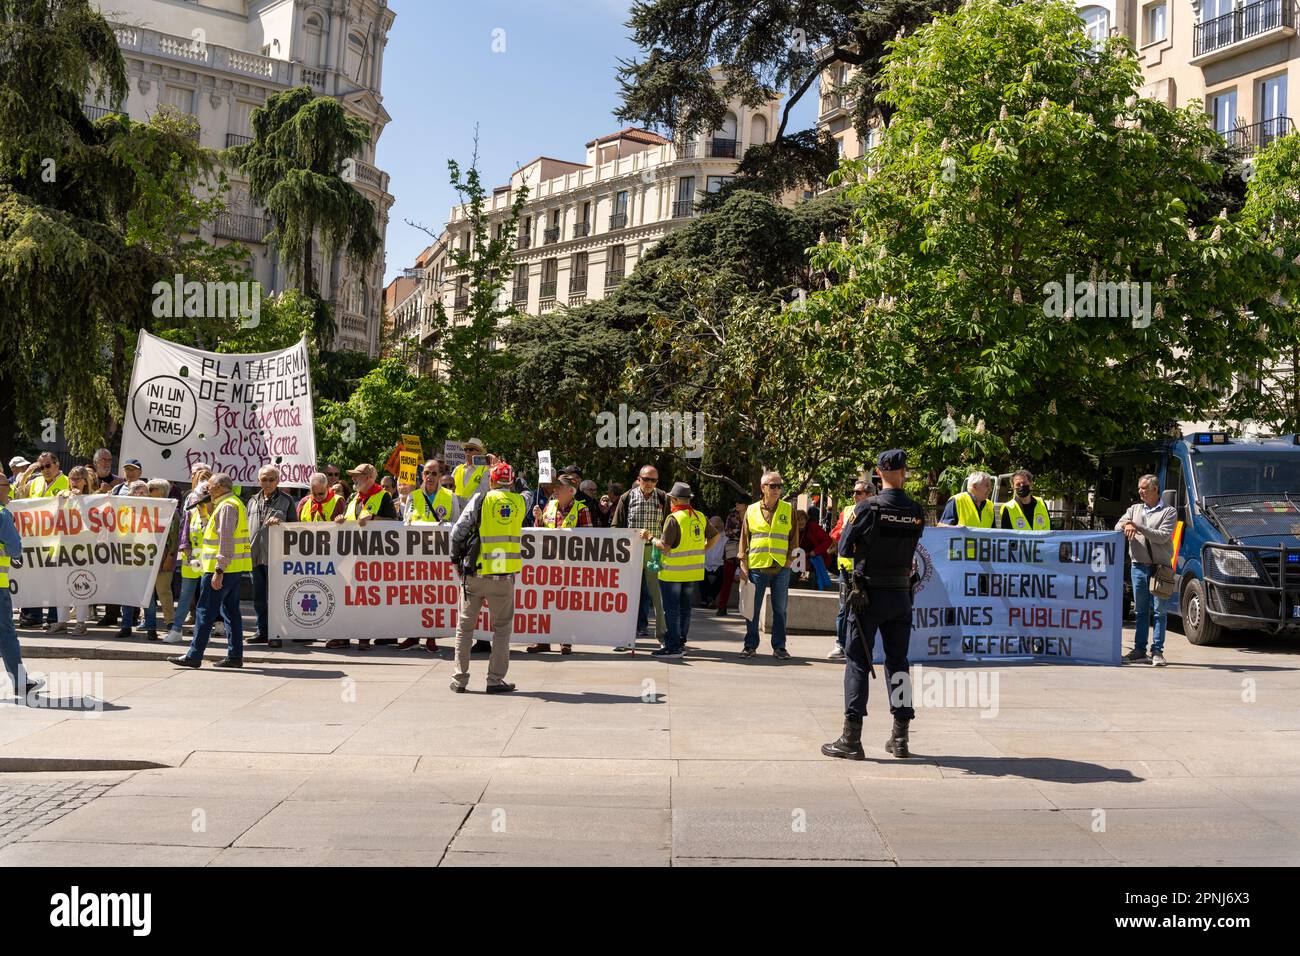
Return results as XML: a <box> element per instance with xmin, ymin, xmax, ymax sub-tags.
<box><xmin>1</xmin><ymin>474</ymin><xmax>43</xmax><ymax>701</ymax></box>
<box><xmin>170</xmin><ymin>474</ymin><xmax>251</xmax><ymax>669</ymax></box>
<box><xmin>1116</xmin><ymin>474</ymin><xmax>1177</xmax><ymax>667</ymax></box>
<box><xmin>739</xmin><ymin>471</ymin><xmax>797</xmax><ymax>660</ymax></box>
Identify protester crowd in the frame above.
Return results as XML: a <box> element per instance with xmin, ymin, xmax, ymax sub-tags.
<box><xmin>1</xmin><ymin>438</ymin><xmax>1172</xmax><ymax>704</ymax></box>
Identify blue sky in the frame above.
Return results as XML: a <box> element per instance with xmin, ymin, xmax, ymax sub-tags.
<box><xmin>378</xmin><ymin>0</ymin><xmax>819</xmax><ymax>284</ymax></box>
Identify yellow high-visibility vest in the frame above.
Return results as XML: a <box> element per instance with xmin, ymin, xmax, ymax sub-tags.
<box><xmin>0</xmin><ymin>503</ymin><xmax>10</xmax><ymax>589</ymax></box>
<box><xmin>453</xmin><ymin>462</ymin><xmax>487</xmax><ymax>500</ymax></box>
<box><xmin>541</xmin><ymin>498</ymin><xmax>586</xmax><ymax>528</ymax></box>
<box><xmin>660</xmin><ymin>509</ymin><xmax>707</xmax><ymax>583</ymax></box>
<box><xmin>344</xmin><ymin>490</ymin><xmax>391</xmax><ymax>521</ymax></box>
<box><xmin>27</xmin><ymin>472</ymin><xmax>69</xmax><ymax>498</ymax></box>
<box><xmin>837</xmin><ymin>504</ymin><xmax>856</xmax><ymax>571</ymax></box>
<box><xmin>476</xmin><ymin>489</ymin><xmax>525</xmax><ymax>575</ymax></box>
<box><xmin>298</xmin><ymin>494</ymin><xmax>341</xmax><ymax>522</ymax></box>
<box><xmin>409</xmin><ymin>486</ymin><xmax>454</xmax><ymax>523</ymax></box>
<box><xmin>181</xmin><ymin>508</ymin><xmax>207</xmax><ymax>579</ymax></box>
<box><xmin>953</xmin><ymin>491</ymin><xmax>994</xmax><ymax>528</ymax></box>
<box><xmin>200</xmin><ymin>493</ymin><xmax>252</xmax><ymax>574</ymax></box>
<box><xmin>1002</xmin><ymin>497</ymin><xmax>1050</xmax><ymax>531</ymax></box>
<box><xmin>745</xmin><ymin>500</ymin><xmax>793</xmax><ymax>569</ymax></box>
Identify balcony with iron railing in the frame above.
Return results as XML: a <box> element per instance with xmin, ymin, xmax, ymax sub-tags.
<box><xmin>512</xmin><ymin>284</ymin><xmax>529</xmax><ymax>304</ymax></box>
<box><xmin>709</xmin><ymin>137</ymin><xmax>738</xmax><ymax>159</ymax></box>
<box><xmin>573</xmin><ymin>222</ymin><xmax>590</xmax><ymax>238</ymax></box>
<box><xmin>516</xmin><ymin>233</ymin><xmax>533</xmax><ymax>250</ymax></box>
<box><xmin>568</xmin><ymin>279</ymin><xmax>588</xmax><ymax>306</ymax></box>
<box><xmin>213</xmin><ymin>213</ymin><xmax>268</xmax><ymax>243</ymax></box>
<box><xmin>543</xmin><ymin>226</ymin><xmax>561</xmax><ymax>245</ymax></box>
<box><xmin>539</xmin><ymin>280</ymin><xmax>558</xmax><ymax>301</ymax></box>
<box><xmin>609</xmin><ymin>213</ymin><xmax>628</xmax><ymax>231</ymax></box>
<box><xmin>83</xmin><ymin>104</ymin><xmax>127</xmax><ymax>122</ymax></box>
<box><xmin>1224</xmin><ymin>115</ymin><xmax>1296</xmax><ymax>155</ymax></box>
<box><xmin>672</xmin><ymin>199</ymin><xmax>697</xmax><ymax>219</ymax></box>
<box><xmin>225</xmin><ymin>132</ymin><xmax>252</xmax><ymax>149</ymax></box>
<box><xmin>1193</xmin><ymin>0</ymin><xmax>1296</xmax><ymax>60</ymax></box>
<box><xmin>605</xmin><ymin>267</ymin><xmax>625</xmax><ymax>287</ymax></box>
<box><xmin>453</xmin><ymin>291</ymin><xmax>470</xmax><ymax>311</ymax></box>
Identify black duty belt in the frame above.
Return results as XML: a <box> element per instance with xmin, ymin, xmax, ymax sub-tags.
<box><xmin>861</xmin><ymin>575</ymin><xmax>911</xmax><ymax>589</ymax></box>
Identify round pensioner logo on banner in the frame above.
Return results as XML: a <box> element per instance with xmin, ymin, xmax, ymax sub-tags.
<box><xmin>67</xmin><ymin>569</ymin><xmax>98</xmax><ymax>602</ymax></box>
<box><xmin>912</xmin><ymin>543</ymin><xmax>934</xmax><ymax>595</ymax></box>
<box><xmin>131</xmin><ymin>374</ymin><xmax>198</xmax><ymax>447</ymax></box>
<box><xmin>284</xmin><ymin>578</ymin><xmax>337</xmax><ymax>629</ymax></box>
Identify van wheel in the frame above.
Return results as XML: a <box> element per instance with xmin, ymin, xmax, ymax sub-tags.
<box><xmin>1181</xmin><ymin>578</ymin><xmax>1223</xmax><ymax>646</ymax></box>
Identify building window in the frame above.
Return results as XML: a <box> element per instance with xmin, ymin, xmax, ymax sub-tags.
<box><xmin>540</xmin><ymin>258</ymin><xmax>558</xmax><ymax>300</ymax></box>
<box><xmin>1080</xmin><ymin>6</ymin><xmax>1109</xmax><ymax>43</ymax></box>
<box><xmin>571</xmin><ymin>252</ymin><xmax>588</xmax><ymax>296</ymax></box>
<box><xmin>706</xmin><ymin>175</ymin><xmax>736</xmax><ymax>194</ymax></box>
<box><xmin>512</xmin><ymin>264</ymin><xmax>529</xmax><ymax>305</ymax></box>
<box><xmin>304</xmin><ymin>14</ymin><xmax>324</xmax><ymax>65</ymax></box>
<box><xmin>673</xmin><ymin>176</ymin><xmax>696</xmax><ymax>217</ymax></box>
<box><xmin>606</xmin><ymin>245</ymin><xmax>626</xmax><ymax>286</ymax></box>
<box><xmin>1144</xmin><ymin>2</ymin><xmax>1168</xmax><ymax>43</ymax></box>
<box><xmin>610</xmin><ymin>191</ymin><xmax>628</xmax><ymax>230</ymax></box>
<box><xmin>162</xmin><ymin>85</ymin><xmax>195</xmax><ymax>116</ymax></box>
<box><xmin>1211</xmin><ymin>89</ymin><xmax>1238</xmax><ymax>135</ymax></box>
<box><xmin>751</xmin><ymin>114</ymin><xmax>768</xmax><ymax>146</ymax></box>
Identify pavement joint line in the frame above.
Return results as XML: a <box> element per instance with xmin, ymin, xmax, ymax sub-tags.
<box><xmin>438</xmin><ymin>804</ymin><xmax>476</xmax><ymax>867</ymax></box>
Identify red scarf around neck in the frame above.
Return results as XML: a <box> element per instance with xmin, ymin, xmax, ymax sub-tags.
<box><xmin>309</xmin><ymin>489</ymin><xmax>337</xmax><ymax>519</ymax></box>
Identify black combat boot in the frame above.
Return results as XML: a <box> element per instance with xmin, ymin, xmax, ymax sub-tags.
<box><xmin>821</xmin><ymin>717</ymin><xmax>865</xmax><ymax>760</ymax></box>
<box><xmin>884</xmin><ymin>717</ymin><xmax>913</xmax><ymax>758</ymax></box>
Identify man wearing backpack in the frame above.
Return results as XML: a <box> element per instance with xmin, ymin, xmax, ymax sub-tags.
<box><xmin>448</xmin><ymin>461</ymin><xmax>524</xmax><ymax>694</ymax></box>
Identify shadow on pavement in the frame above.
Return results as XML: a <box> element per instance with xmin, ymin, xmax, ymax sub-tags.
<box><xmin>886</xmin><ymin>755</ymin><xmax>1143</xmax><ymax>784</ymax></box>
<box><xmin>512</xmin><ymin>690</ymin><xmax>667</xmax><ymax>704</ymax></box>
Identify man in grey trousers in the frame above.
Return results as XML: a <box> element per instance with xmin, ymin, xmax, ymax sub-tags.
<box><xmin>1116</xmin><ymin>473</ymin><xmax>1178</xmax><ymax>666</ymax></box>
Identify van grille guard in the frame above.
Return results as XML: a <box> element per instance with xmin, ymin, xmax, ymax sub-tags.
<box><xmin>1201</xmin><ymin>540</ymin><xmax>1300</xmax><ymax>628</ymax></box>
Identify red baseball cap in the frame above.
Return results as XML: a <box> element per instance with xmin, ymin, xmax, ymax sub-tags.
<box><xmin>489</xmin><ymin>461</ymin><xmax>514</xmax><ymax>484</ymax></box>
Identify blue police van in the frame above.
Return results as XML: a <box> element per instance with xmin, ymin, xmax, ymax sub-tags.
<box><xmin>1094</xmin><ymin>432</ymin><xmax>1300</xmax><ymax>644</ymax></box>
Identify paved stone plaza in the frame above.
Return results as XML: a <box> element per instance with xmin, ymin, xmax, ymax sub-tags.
<box><xmin>1</xmin><ymin>614</ymin><xmax>1297</xmax><ymax>866</ymax></box>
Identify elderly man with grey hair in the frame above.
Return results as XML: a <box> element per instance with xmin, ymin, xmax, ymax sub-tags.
<box><xmin>91</xmin><ymin>448</ymin><xmax>119</xmax><ymax>493</ymax></box>
<box><xmin>1117</xmin><ymin>473</ymin><xmax>1177</xmax><ymax>667</ymax></box>
<box><xmin>738</xmin><ymin>470</ymin><xmax>798</xmax><ymax>659</ymax></box>
<box><xmin>939</xmin><ymin>470</ymin><xmax>996</xmax><ymax>528</ymax></box>
<box><xmin>247</xmin><ymin>463</ymin><xmax>297</xmax><ymax>647</ymax></box>
<box><xmin>171</xmin><ymin>472</ymin><xmax>250</xmax><ymax>669</ymax></box>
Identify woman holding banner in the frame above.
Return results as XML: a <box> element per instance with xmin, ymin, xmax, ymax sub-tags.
<box><xmin>49</xmin><ymin>466</ymin><xmax>93</xmax><ymax>635</ymax></box>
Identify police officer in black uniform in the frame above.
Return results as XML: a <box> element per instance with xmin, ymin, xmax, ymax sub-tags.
<box><xmin>822</xmin><ymin>449</ymin><xmax>926</xmax><ymax>760</ymax></box>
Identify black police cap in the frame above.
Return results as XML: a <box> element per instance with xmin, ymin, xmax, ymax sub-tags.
<box><xmin>876</xmin><ymin>449</ymin><xmax>907</xmax><ymax>471</ymax></box>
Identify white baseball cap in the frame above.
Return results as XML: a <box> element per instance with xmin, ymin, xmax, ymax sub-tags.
<box><xmin>8</xmin><ymin>456</ymin><xmax>31</xmax><ymax>470</ymax></box>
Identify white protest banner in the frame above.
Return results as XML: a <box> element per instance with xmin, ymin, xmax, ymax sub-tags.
<box><xmin>7</xmin><ymin>494</ymin><xmax>177</xmax><ymax>608</ymax></box>
<box><xmin>538</xmin><ymin>450</ymin><xmax>552</xmax><ymax>484</ymax></box>
<box><xmin>442</xmin><ymin>441</ymin><xmax>466</xmax><ymax>469</ymax></box>
<box><xmin>904</xmin><ymin>527</ymin><xmax>1122</xmax><ymax>664</ymax></box>
<box><xmin>269</xmin><ymin>525</ymin><xmax>642</xmax><ymax>645</ymax></box>
<box><xmin>120</xmin><ymin>330</ymin><xmax>316</xmax><ymax>486</ymax></box>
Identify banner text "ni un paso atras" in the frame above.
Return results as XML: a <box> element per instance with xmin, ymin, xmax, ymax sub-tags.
<box><xmin>269</xmin><ymin>525</ymin><xmax>644</xmax><ymax>646</ymax></box>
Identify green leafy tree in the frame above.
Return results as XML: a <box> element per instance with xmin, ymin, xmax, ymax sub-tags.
<box><xmin>0</xmin><ymin>0</ymin><xmax>247</xmax><ymax>460</ymax></box>
<box><xmin>616</xmin><ymin>0</ymin><xmax>960</xmax><ymax>192</ymax></box>
<box><xmin>502</xmin><ymin>189</ymin><xmax>854</xmax><ymax>501</ymax></box>
<box><xmin>412</xmin><ymin>137</ymin><xmax>529</xmax><ymax>454</ymax></box>
<box><xmin>1230</xmin><ymin>133</ymin><xmax>1300</xmax><ymax>431</ymax></box>
<box><xmin>235</xmin><ymin>86</ymin><xmax>380</xmax><ymax>349</ymax></box>
<box><xmin>315</xmin><ymin>357</ymin><xmax>451</xmax><ymax>472</ymax></box>
<box><xmin>801</xmin><ymin>0</ymin><xmax>1292</xmax><ymax>495</ymax></box>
